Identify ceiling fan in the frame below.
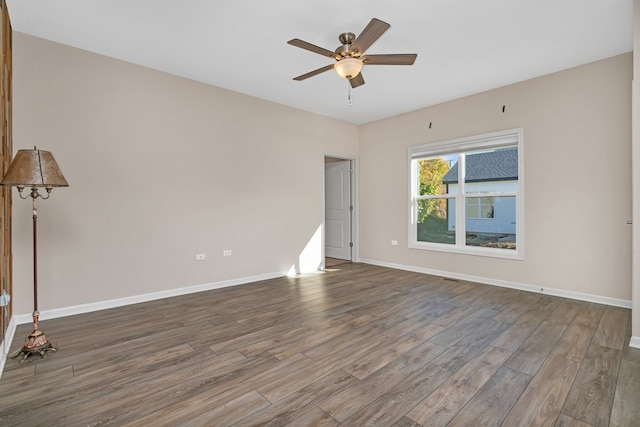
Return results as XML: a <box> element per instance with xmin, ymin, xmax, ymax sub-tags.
<box><xmin>287</xmin><ymin>18</ymin><xmax>417</xmax><ymax>88</ymax></box>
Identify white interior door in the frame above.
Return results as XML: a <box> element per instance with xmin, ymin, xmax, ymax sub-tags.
<box><xmin>325</xmin><ymin>160</ymin><xmax>352</xmax><ymax>260</ymax></box>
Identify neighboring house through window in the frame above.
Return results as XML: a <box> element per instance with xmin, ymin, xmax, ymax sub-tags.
<box><xmin>408</xmin><ymin>128</ymin><xmax>523</xmax><ymax>259</ymax></box>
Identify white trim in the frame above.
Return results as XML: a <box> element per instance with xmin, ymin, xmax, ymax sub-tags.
<box><xmin>352</xmin><ymin>157</ymin><xmax>360</xmax><ymax>263</ymax></box>
<box><xmin>0</xmin><ymin>315</ymin><xmax>17</xmax><ymax>379</ymax></box>
<box><xmin>14</xmin><ymin>271</ymin><xmax>285</xmax><ymax>324</ymax></box>
<box><xmin>359</xmin><ymin>258</ymin><xmax>632</xmax><ymax>309</ymax></box>
<box><xmin>409</xmin><ymin>128</ymin><xmax>521</xmax><ymax>158</ymax></box>
<box><xmin>408</xmin><ymin>240</ymin><xmax>524</xmax><ymax>260</ymax></box>
<box><xmin>632</xmin><ymin>79</ymin><xmax>640</xmax><ymax>356</ymax></box>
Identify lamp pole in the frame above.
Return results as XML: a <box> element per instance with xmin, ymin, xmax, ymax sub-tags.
<box><xmin>32</xmin><ymin>191</ymin><xmax>38</xmax><ymax>314</ymax></box>
<box><xmin>13</xmin><ymin>187</ymin><xmax>56</xmax><ymax>360</ymax></box>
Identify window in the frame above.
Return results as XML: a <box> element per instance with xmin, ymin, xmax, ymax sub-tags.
<box><xmin>408</xmin><ymin>128</ymin><xmax>523</xmax><ymax>259</ymax></box>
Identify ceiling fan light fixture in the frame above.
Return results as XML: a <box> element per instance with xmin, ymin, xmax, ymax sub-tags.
<box><xmin>334</xmin><ymin>57</ymin><xmax>363</xmax><ymax>79</ymax></box>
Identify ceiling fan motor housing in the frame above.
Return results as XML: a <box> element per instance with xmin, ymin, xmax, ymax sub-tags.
<box><xmin>337</xmin><ymin>32</ymin><xmax>358</xmax><ymax>57</ymax></box>
<box><xmin>338</xmin><ymin>32</ymin><xmax>355</xmax><ymax>45</ymax></box>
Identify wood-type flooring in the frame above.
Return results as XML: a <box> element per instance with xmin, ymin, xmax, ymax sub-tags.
<box><xmin>1</xmin><ymin>263</ymin><xmax>639</xmax><ymax>426</ymax></box>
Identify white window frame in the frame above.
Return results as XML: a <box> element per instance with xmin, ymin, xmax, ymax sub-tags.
<box><xmin>408</xmin><ymin>128</ymin><xmax>524</xmax><ymax>260</ymax></box>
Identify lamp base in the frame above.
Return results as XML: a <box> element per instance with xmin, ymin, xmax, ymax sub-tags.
<box><xmin>11</xmin><ymin>319</ymin><xmax>57</xmax><ymax>362</ymax></box>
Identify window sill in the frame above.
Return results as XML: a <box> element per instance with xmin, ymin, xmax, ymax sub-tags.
<box><xmin>408</xmin><ymin>241</ymin><xmax>524</xmax><ymax>260</ymax></box>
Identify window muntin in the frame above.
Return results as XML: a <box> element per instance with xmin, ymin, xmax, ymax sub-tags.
<box><xmin>409</xmin><ymin>129</ymin><xmax>523</xmax><ymax>259</ymax></box>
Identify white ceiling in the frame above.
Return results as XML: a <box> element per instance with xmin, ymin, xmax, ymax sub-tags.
<box><xmin>5</xmin><ymin>0</ymin><xmax>634</xmax><ymax>125</ymax></box>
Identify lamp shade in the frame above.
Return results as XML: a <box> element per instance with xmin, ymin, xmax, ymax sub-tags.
<box><xmin>334</xmin><ymin>58</ymin><xmax>363</xmax><ymax>79</ymax></box>
<box><xmin>1</xmin><ymin>147</ymin><xmax>68</xmax><ymax>187</ymax></box>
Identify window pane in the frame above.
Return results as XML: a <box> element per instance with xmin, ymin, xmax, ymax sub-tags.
<box><xmin>465</xmin><ymin>197</ymin><xmax>478</xmax><ymax>219</ymax></box>
<box><xmin>464</xmin><ymin>147</ymin><xmax>518</xmax><ymax>194</ymax></box>
<box><xmin>417</xmin><ymin>199</ymin><xmax>455</xmax><ymax>244</ymax></box>
<box><xmin>419</xmin><ymin>155</ymin><xmax>458</xmax><ymax>196</ymax></box>
<box><xmin>465</xmin><ymin>196</ymin><xmax>516</xmax><ymax>249</ymax></box>
<box><xmin>481</xmin><ymin>197</ymin><xmax>494</xmax><ymax>204</ymax></box>
<box><xmin>481</xmin><ymin>204</ymin><xmax>494</xmax><ymax>218</ymax></box>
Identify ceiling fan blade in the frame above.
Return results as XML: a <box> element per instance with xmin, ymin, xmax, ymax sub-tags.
<box><xmin>349</xmin><ymin>73</ymin><xmax>365</xmax><ymax>88</ymax></box>
<box><xmin>362</xmin><ymin>53</ymin><xmax>417</xmax><ymax>65</ymax></box>
<box><xmin>293</xmin><ymin>64</ymin><xmax>335</xmax><ymax>81</ymax></box>
<box><xmin>287</xmin><ymin>38</ymin><xmax>336</xmax><ymax>58</ymax></box>
<box><xmin>350</xmin><ymin>18</ymin><xmax>390</xmax><ymax>56</ymax></box>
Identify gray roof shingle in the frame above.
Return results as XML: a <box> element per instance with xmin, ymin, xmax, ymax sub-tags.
<box><xmin>442</xmin><ymin>147</ymin><xmax>518</xmax><ymax>183</ymax></box>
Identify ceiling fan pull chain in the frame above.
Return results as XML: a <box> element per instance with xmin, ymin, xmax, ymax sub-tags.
<box><xmin>348</xmin><ymin>80</ymin><xmax>352</xmax><ymax>107</ymax></box>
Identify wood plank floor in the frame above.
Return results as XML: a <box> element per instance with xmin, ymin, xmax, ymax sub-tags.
<box><xmin>1</xmin><ymin>263</ymin><xmax>639</xmax><ymax>426</ymax></box>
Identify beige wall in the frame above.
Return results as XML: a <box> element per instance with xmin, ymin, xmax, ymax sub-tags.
<box><xmin>11</xmin><ymin>33</ymin><xmax>359</xmax><ymax>315</ymax></box>
<box><xmin>360</xmin><ymin>53</ymin><xmax>633</xmax><ymax>302</ymax></box>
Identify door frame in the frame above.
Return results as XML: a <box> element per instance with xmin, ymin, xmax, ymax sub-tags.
<box><xmin>323</xmin><ymin>155</ymin><xmax>359</xmax><ymax>269</ymax></box>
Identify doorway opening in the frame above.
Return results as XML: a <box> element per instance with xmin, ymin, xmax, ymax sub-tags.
<box><xmin>324</xmin><ymin>156</ymin><xmax>356</xmax><ymax>268</ymax></box>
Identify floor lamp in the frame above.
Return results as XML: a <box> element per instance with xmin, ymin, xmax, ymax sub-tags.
<box><xmin>1</xmin><ymin>147</ymin><xmax>68</xmax><ymax>361</ymax></box>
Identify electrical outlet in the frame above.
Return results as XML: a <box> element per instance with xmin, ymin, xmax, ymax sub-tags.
<box><xmin>223</xmin><ymin>250</ymin><xmax>232</xmax><ymax>256</ymax></box>
<box><xmin>195</xmin><ymin>253</ymin><xmax>206</xmax><ymax>261</ymax></box>
<box><xmin>391</xmin><ymin>240</ymin><xmax>398</xmax><ymax>246</ymax></box>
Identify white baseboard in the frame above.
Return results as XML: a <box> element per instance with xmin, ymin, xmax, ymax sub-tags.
<box><xmin>15</xmin><ymin>271</ymin><xmax>286</xmax><ymax>325</ymax></box>
<box><xmin>359</xmin><ymin>258</ymin><xmax>632</xmax><ymax>309</ymax></box>
<box><xmin>630</xmin><ymin>336</ymin><xmax>640</xmax><ymax>349</ymax></box>
<box><xmin>0</xmin><ymin>315</ymin><xmax>17</xmax><ymax>380</ymax></box>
